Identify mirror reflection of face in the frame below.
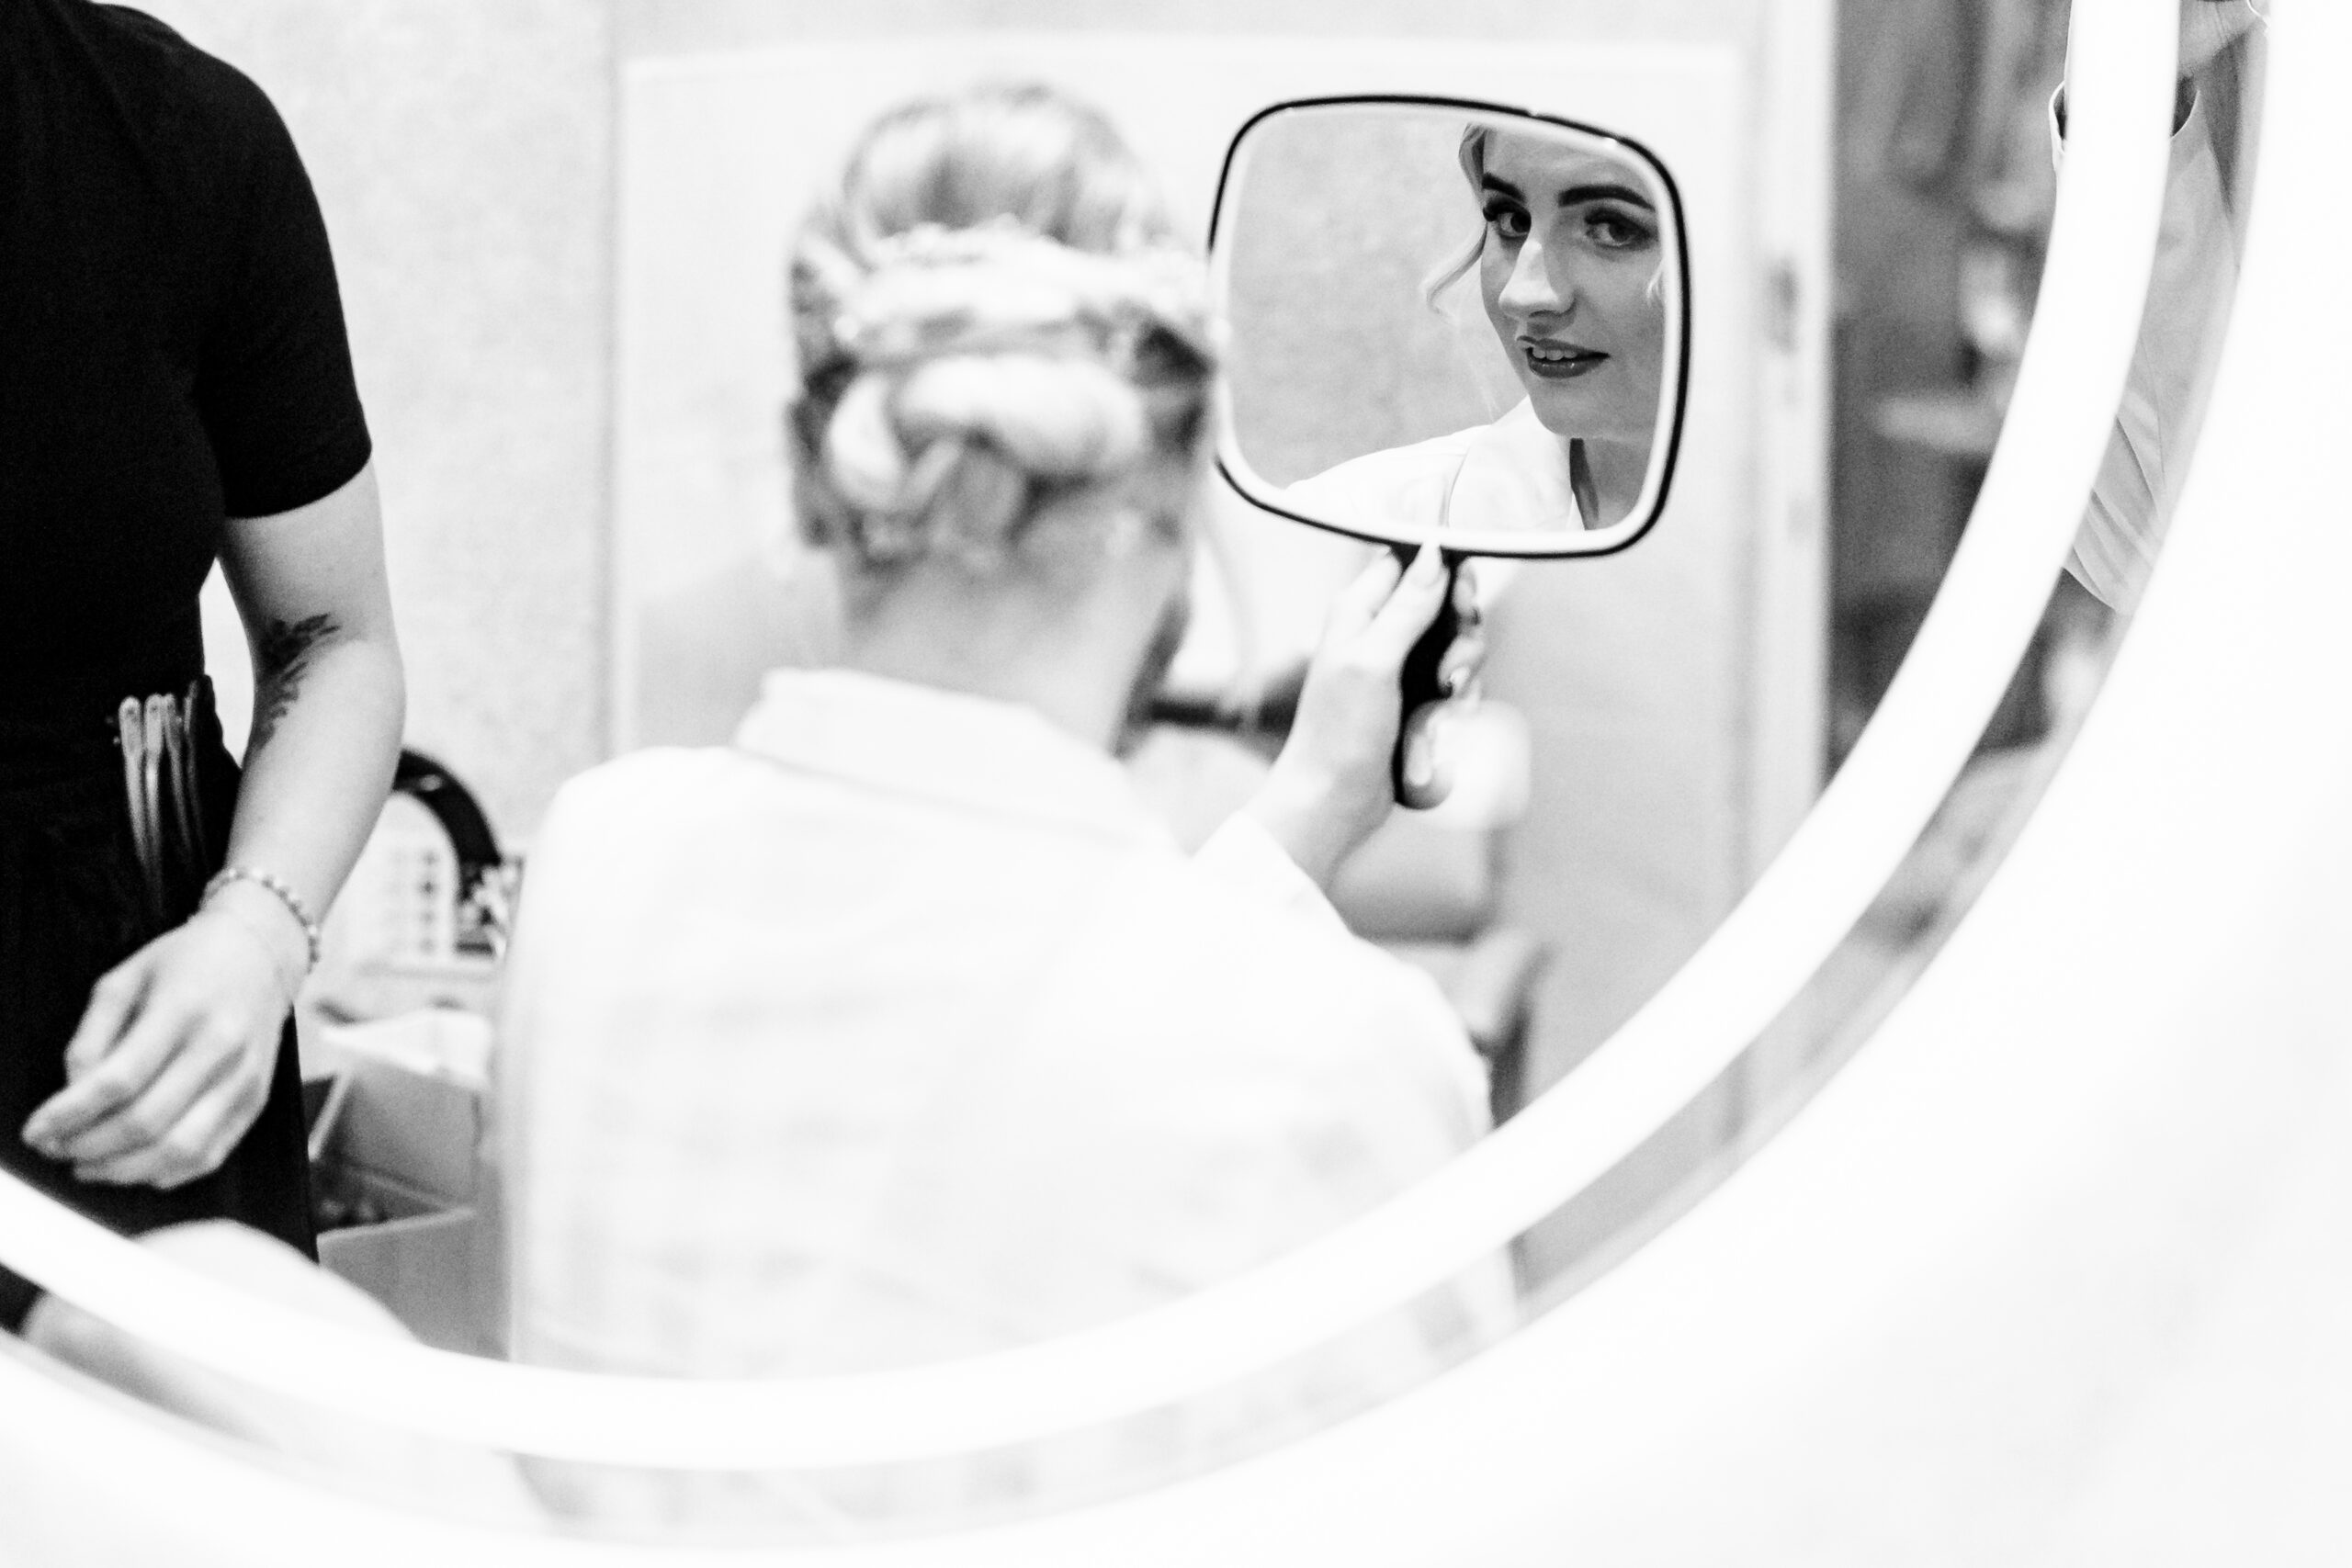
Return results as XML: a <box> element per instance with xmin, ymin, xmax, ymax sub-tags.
<box><xmin>1472</xmin><ymin>129</ymin><xmax>1666</xmax><ymax>459</ymax></box>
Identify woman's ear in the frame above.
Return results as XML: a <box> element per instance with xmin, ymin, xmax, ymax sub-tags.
<box><xmin>783</xmin><ymin>398</ymin><xmax>825</xmax><ymax>472</ymax></box>
<box><xmin>783</xmin><ymin>401</ymin><xmax>825</xmax><ymax>543</ymax></box>
<box><xmin>1097</xmin><ymin>502</ymin><xmax>1158</xmax><ymax>562</ymax></box>
<box><xmin>1131</xmin><ymin>450</ymin><xmax>1204</xmax><ymax>549</ymax></box>
<box><xmin>786</xmin><ymin>404</ymin><xmax>860</xmax><ymax>555</ymax></box>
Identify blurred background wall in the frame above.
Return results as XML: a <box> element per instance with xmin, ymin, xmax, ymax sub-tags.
<box><xmin>1832</xmin><ymin>0</ymin><xmax>2075</xmax><ymax>757</ymax></box>
<box><xmin>1217</xmin><ymin>108</ymin><xmax>1530</xmax><ymax>488</ymax></box>
<box><xmin>151</xmin><ymin>0</ymin><xmax>616</xmax><ymax>840</ymax></box>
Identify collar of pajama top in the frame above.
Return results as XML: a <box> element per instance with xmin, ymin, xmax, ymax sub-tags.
<box><xmin>1283</xmin><ymin>397</ymin><xmax>1583</xmax><ymax>537</ymax></box>
<box><xmin>729</xmin><ymin>666</ymin><xmax>1179</xmax><ymax>845</ymax></box>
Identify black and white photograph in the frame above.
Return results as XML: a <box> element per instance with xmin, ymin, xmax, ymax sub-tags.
<box><xmin>2</xmin><ymin>0</ymin><xmax>2344</xmax><ymax>1562</ymax></box>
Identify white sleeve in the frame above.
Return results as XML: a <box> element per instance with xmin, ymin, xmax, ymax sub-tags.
<box><xmin>2052</xmin><ymin>85</ymin><xmax>2241</xmax><ymax>612</ymax></box>
<box><xmin>1192</xmin><ymin>810</ymin><xmax>1353</xmax><ymax>939</ymax></box>
<box><xmin>1193</xmin><ymin>812</ymin><xmax>1496</xmax><ymax>1136</ymax></box>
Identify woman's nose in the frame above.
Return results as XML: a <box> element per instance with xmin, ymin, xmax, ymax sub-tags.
<box><xmin>1497</xmin><ymin>238</ymin><xmax>1573</xmax><ymax>320</ymax></box>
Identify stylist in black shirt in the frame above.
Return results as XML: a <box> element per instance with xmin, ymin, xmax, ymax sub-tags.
<box><xmin>1</xmin><ymin>1</ymin><xmax>406</xmax><ymax>1326</ymax></box>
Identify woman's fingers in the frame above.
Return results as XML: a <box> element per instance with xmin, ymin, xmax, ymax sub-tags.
<box><xmin>75</xmin><ymin>1065</ymin><xmax>268</xmax><ymax>1190</ymax></box>
<box><xmin>1396</xmin><ymin>703</ymin><xmax>1459</xmax><ymax>808</ymax></box>
<box><xmin>1440</xmin><ymin>630</ymin><xmax>1488</xmax><ymax>702</ymax></box>
<box><xmin>55</xmin><ymin>956</ymin><xmax>149</xmax><ymax>1083</ymax></box>
<box><xmin>28</xmin><ymin>909</ymin><xmax>294</xmax><ymax>1175</ymax></box>
<box><xmin>1441</xmin><ymin>568</ymin><xmax>1488</xmax><ymax>699</ymax></box>
<box><xmin>1320</xmin><ymin>548</ymin><xmax>1409</xmax><ymax>643</ymax></box>
<box><xmin>55</xmin><ymin>1029</ymin><xmax>243</xmax><ymax>1168</ymax></box>
<box><xmin>1359</xmin><ymin>544</ymin><xmax>1450</xmax><ymax>666</ymax></box>
<box><xmin>22</xmin><ymin>985</ymin><xmax>193</xmax><ymax>1155</ymax></box>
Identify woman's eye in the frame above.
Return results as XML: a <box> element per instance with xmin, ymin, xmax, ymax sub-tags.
<box><xmin>1585</xmin><ymin>209</ymin><xmax>1655</xmax><ymax>251</ymax></box>
<box><xmin>1483</xmin><ymin>203</ymin><xmax>1531</xmax><ymax>242</ymax></box>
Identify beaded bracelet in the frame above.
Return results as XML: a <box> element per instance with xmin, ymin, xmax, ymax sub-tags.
<box><xmin>203</xmin><ymin>864</ymin><xmax>324</xmax><ymax>973</ymax></box>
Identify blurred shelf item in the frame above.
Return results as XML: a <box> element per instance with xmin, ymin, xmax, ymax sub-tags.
<box><xmin>307</xmin><ymin>748</ymin><xmax>514</xmax><ymax>1025</ymax></box>
<box><xmin>307</xmin><ymin>955</ymin><xmax>501</xmax><ymax>1025</ymax></box>
<box><xmin>393</xmin><ymin>750</ymin><xmax>514</xmax><ymax>960</ymax></box>
<box><xmin>301</xmin><ymin>1045</ymin><xmax>499</xmax><ymax>1359</ymax></box>
<box><xmin>1871</xmin><ymin>388</ymin><xmax>2007</xmax><ymax>459</ymax></box>
<box><xmin>309</xmin><ymin>1007</ymin><xmax>494</xmax><ymax>1091</ymax></box>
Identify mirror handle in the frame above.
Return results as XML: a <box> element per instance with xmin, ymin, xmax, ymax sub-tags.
<box><xmin>1391</xmin><ymin>548</ymin><xmax>1463</xmax><ymax>810</ymax></box>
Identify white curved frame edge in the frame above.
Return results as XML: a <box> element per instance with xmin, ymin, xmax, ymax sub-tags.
<box><xmin>0</xmin><ymin>0</ymin><xmax>2177</xmax><ymax>1474</ymax></box>
<box><xmin>1136</xmin><ymin>11</ymin><xmax>2346</xmax><ymax>1561</ymax></box>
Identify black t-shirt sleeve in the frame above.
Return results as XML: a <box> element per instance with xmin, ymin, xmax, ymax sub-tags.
<box><xmin>194</xmin><ymin>73</ymin><xmax>372</xmax><ymax>519</ymax></box>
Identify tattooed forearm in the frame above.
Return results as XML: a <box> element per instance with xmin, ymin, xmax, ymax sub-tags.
<box><xmin>248</xmin><ymin>612</ymin><xmax>342</xmax><ymax>751</ymax></box>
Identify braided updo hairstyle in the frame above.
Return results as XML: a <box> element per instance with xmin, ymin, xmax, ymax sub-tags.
<box><xmin>788</xmin><ymin>84</ymin><xmax>1216</xmax><ymax>576</ymax></box>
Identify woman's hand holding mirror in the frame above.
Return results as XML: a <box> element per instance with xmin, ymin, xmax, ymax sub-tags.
<box><xmin>1396</xmin><ymin>559</ymin><xmax>1487</xmax><ymax>809</ymax></box>
<box><xmin>1243</xmin><ymin>545</ymin><xmax>1486</xmax><ymax>885</ymax></box>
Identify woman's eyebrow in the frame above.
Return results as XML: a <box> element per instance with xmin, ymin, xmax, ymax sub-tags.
<box><xmin>1555</xmin><ymin>182</ymin><xmax>1655</xmax><ymax>210</ymax></box>
<box><xmin>1479</xmin><ymin>173</ymin><xmax>1528</xmax><ymax>203</ymax></box>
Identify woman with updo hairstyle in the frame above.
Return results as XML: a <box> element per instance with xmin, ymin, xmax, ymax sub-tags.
<box><xmin>495</xmin><ymin>83</ymin><xmax>1510</xmax><ymax>1528</ymax></box>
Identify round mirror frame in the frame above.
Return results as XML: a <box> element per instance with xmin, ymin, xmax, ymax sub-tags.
<box><xmin>0</xmin><ymin>0</ymin><xmax>2188</xmax><ymax>1510</ymax></box>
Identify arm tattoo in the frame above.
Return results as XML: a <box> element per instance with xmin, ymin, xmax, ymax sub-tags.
<box><xmin>248</xmin><ymin>613</ymin><xmax>341</xmax><ymax>751</ymax></box>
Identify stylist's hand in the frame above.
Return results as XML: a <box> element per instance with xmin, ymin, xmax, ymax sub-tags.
<box><xmin>1244</xmin><ymin>545</ymin><xmax>1487</xmax><ymax>890</ymax></box>
<box><xmin>19</xmin><ymin>886</ymin><xmax>306</xmax><ymax>1190</ymax></box>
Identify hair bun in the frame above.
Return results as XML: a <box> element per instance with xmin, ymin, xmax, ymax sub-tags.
<box><xmin>897</xmin><ymin>354</ymin><xmax>1146</xmax><ymax>480</ymax></box>
<box><xmin>787</xmin><ymin>85</ymin><xmax>1217</xmax><ymax>571</ymax></box>
<box><xmin>819</xmin><ymin>354</ymin><xmax>1149</xmax><ymax>565</ymax></box>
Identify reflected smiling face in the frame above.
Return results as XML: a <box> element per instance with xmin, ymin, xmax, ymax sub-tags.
<box><xmin>1475</xmin><ymin>130</ymin><xmax>1666</xmax><ymax>455</ymax></box>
